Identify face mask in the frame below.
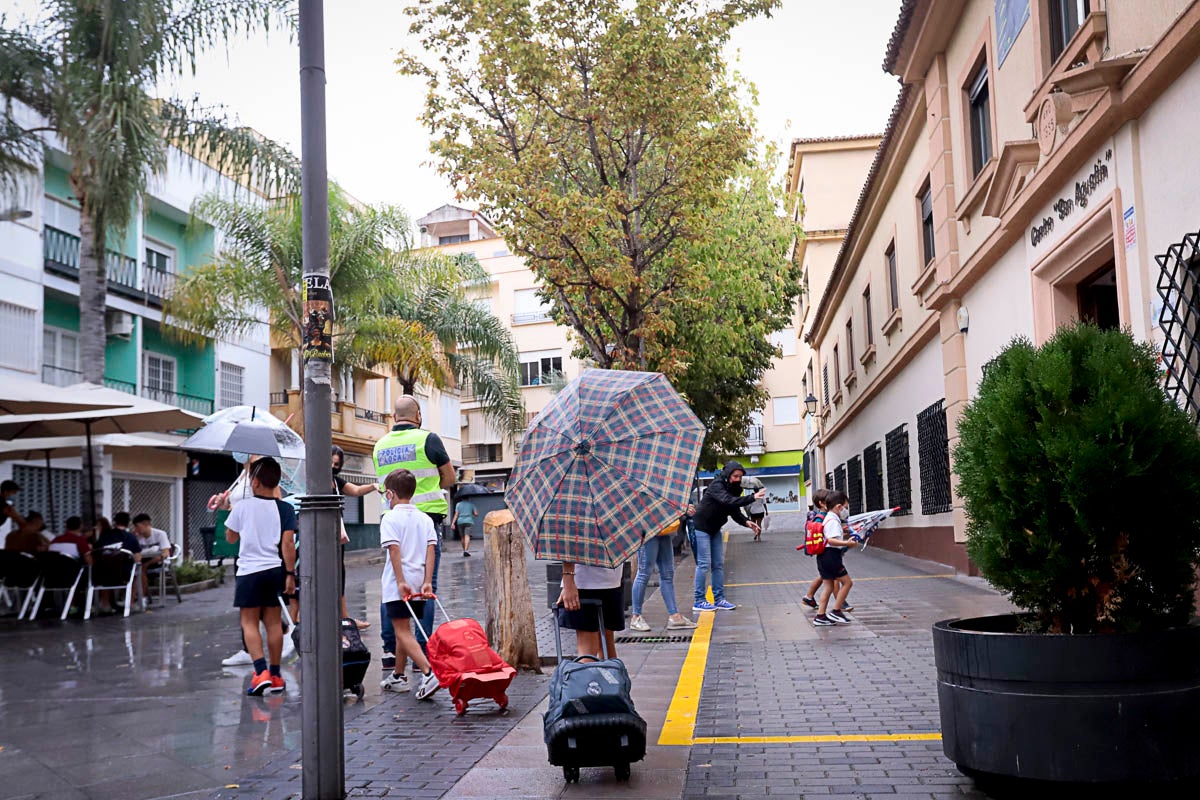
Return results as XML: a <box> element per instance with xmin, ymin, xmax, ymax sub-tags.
<box><xmin>232</xmin><ymin>451</ymin><xmax>250</xmax><ymax>465</ymax></box>
<box><xmin>838</xmin><ymin>507</ymin><xmax>850</xmax><ymax>521</ymax></box>
<box><xmin>332</xmin><ymin>464</ymin><xmax>342</xmax><ymax>477</ymax></box>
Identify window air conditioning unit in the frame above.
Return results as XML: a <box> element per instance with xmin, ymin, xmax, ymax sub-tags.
<box><xmin>106</xmin><ymin>311</ymin><xmax>134</xmax><ymax>339</ymax></box>
<box><xmin>460</xmin><ymin>414</ymin><xmax>469</xmax><ymax>428</ymax></box>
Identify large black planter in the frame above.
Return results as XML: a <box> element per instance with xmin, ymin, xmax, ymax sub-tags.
<box><xmin>933</xmin><ymin>615</ymin><xmax>1200</xmax><ymax>784</ymax></box>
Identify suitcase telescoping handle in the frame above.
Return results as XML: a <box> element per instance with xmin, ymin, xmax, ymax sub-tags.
<box><xmin>552</xmin><ymin>596</ymin><xmax>610</xmax><ymax>662</ymax></box>
<box><xmin>403</xmin><ymin>593</ymin><xmax>450</xmax><ymax>642</ymax></box>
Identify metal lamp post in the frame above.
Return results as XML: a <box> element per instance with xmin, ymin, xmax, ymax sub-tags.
<box><xmin>298</xmin><ymin>1</ymin><xmax>344</xmax><ymax>797</ymax></box>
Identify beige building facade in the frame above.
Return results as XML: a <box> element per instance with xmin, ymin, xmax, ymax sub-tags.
<box><xmin>806</xmin><ymin>0</ymin><xmax>1200</xmax><ymax>571</ymax></box>
<box><xmin>786</xmin><ymin>137</ymin><xmax>882</xmax><ymax>501</ymax></box>
<box><xmin>418</xmin><ymin>205</ymin><xmax>586</xmax><ymax>491</ymax></box>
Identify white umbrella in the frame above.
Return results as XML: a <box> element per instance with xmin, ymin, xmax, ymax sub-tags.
<box><xmin>0</xmin><ymin>386</ymin><xmax>203</xmax><ymax>523</ymax></box>
<box><xmin>0</xmin><ymin>378</ymin><xmax>134</xmax><ymax>415</ymax></box>
<box><xmin>180</xmin><ymin>409</ymin><xmax>307</xmax><ymax>496</ymax></box>
<box><xmin>0</xmin><ymin>432</ymin><xmax>184</xmax><ymax>531</ymax></box>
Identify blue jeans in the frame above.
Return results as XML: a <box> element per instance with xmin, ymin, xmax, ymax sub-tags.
<box><xmin>381</xmin><ymin>535</ymin><xmax>441</xmax><ymax>655</ymax></box>
<box><xmin>632</xmin><ymin>535</ymin><xmax>678</xmax><ymax>616</ymax></box>
<box><xmin>692</xmin><ymin>529</ymin><xmax>725</xmax><ymax>604</ymax></box>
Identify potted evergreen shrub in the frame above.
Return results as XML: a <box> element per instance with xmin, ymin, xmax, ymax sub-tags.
<box><xmin>936</xmin><ymin>323</ymin><xmax>1200</xmax><ymax>784</ymax></box>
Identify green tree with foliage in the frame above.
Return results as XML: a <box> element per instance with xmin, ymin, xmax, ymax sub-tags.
<box><xmin>0</xmin><ymin>1</ymin><xmax>298</xmax><ymax>521</ymax></box>
<box><xmin>401</xmin><ymin>0</ymin><xmax>780</xmax><ymax>373</ymax></box>
<box><xmin>345</xmin><ymin>253</ymin><xmax>526</xmax><ymax>438</ymax></box>
<box><xmin>671</xmin><ymin>147</ymin><xmax>803</xmax><ymax>464</ymax></box>
<box><xmin>954</xmin><ymin>324</ymin><xmax>1200</xmax><ymax>634</ymax></box>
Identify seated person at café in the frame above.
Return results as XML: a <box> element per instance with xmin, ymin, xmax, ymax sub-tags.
<box><xmin>98</xmin><ymin>511</ymin><xmax>142</xmax><ymax>556</ymax></box>
<box><xmin>50</xmin><ymin>516</ymin><xmax>93</xmax><ymax>562</ymax></box>
<box><xmin>132</xmin><ymin>513</ymin><xmax>172</xmax><ymax>598</ymax></box>
<box><xmin>4</xmin><ymin>511</ymin><xmax>49</xmax><ymax>553</ymax></box>
<box><xmin>94</xmin><ymin>513</ymin><xmax>141</xmax><ymax>613</ymax></box>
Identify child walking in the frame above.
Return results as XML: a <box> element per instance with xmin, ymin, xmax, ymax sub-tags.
<box><xmin>812</xmin><ymin>489</ymin><xmax>857</xmax><ymax>627</ymax></box>
<box><xmin>224</xmin><ymin>457</ymin><xmax>297</xmax><ymax>696</ymax></box>
<box><xmin>800</xmin><ymin>489</ymin><xmax>854</xmax><ymax>613</ymax></box>
<box><xmin>378</xmin><ymin>469</ymin><xmax>441</xmax><ymax>700</ymax></box>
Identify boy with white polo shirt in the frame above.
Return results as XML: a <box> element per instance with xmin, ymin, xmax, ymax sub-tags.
<box><xmin>224</xmin><ymin>458</ymin><xmax>297</xmax><ymax>695</ymax></box>
<box><xmin>378</xmin><ymin>469</ymin><xmax>441</xmax><ymax>700</ymax></box>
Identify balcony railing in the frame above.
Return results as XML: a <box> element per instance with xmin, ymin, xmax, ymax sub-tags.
<box><xmin>354</xmin><ymin>407</ymin><xmax>388</xmax><ymax>424</ymax></box>
<box><xmin>140</xmin><ymin>386</ymin><xmax>214</xmax><ymax>415</ymax></box>
<box><xmin>463</xmin><ymin>443</ymin><xmax>503</xmax><ymax>465</ymax></box>
<box><xmin>269</xmin><ymin>391</ymin><xmax>289</xmax><ymax>406</ymax></box>
<box><xmin>44</xmin><ymin>226</ymin><xmax>176</xmax><ymax>306</ymax></box>
<box><xmin>42</xmin><ymin>364</ymin><xmax>136</xmax><ymax>394</ymax></box>
<box><xmin>744</xmin><ymin>424</ymin><xmax>766</xmax><ymax>455</ymax></box>
<box><xmin>512</xmin><ymin>309</ymin><xmax>553</xmax><ymax>325</ymax></box>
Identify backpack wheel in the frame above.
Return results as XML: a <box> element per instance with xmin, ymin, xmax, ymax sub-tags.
<box><xmin>563</xmin><ymin>766</ymin><xmax>580</xmax><ymax>783</ymax></box>
<box><xmin>454</xmin><ymin>698</ymin><xmax>467</xmax><ymax>716</ymax></box>
<box><xmin>614</xmin><ymin>763</ymin><xmax>630</xmax><ymax>782</ymax></box>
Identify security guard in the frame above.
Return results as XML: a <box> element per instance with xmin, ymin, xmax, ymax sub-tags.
<box><xmin>373</xmin><ymin>395</ymin><xmax>456</xmax><ymax>679</ymax></box>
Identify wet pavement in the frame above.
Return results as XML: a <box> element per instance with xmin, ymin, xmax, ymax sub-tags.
<box><xmin>1</xmin><ymin>516</ymin><xmax>1017</xmax><ymax>800</ymax></box>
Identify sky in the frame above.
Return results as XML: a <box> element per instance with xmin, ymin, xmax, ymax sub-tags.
<box><xmin>2</xmin><ymin>0</ymin><xmax>902</xmax><ymax>220</ymax></box>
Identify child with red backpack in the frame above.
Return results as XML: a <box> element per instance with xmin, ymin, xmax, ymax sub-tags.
<box><xmin>809</xmin><ymin>489</ymin><xmax>857</xmax><ymax>626</ymax></box>
<box><xmin>799</xmin><ymin>489</ymin><xmax>854</xmax><ymax>614</ymax></box>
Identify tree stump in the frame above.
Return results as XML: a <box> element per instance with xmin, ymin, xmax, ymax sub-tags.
<box><xmin>483</xmin><ymin>509</ymin><xmax>541</xmax><ymax>672</ymax></box>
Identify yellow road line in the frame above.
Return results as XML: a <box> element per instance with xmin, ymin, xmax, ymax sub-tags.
<box><xmin>657</xmin><ymin>609</ymin><xmax>713</xmax><ymax>746</ymax></box>
<box><xmin>693</xmin><ymin>733</ymin><xmax>943</xmax><ymax>744</ymax></box>
<box><xmin>726</xmin><ymin>574</ymin><xmax>956</xmax><ymax>588</ymax></box>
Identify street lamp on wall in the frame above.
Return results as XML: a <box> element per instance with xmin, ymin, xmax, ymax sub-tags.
<box><xmin>804</xmin><ymin>393</ymin><xmax>818</xmax><ymax>416</ymax></box>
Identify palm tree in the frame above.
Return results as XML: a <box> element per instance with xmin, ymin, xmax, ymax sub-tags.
<box><xmin>1</xmin><ymin>1</ymin><xmax>299</xmax><ymax>520</ymax></box>
<box><xmin>346</xmin><ymin>253</ymin><xmax>527</xmax><ymax>438</ymax></box>
<box><xmin>164</xmin><ymin>187</ymin><xmax>404</xmax><ymax>400</ymax></box>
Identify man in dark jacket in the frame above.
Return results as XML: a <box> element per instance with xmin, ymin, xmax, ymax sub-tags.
<box><xmin>691</xmin><ymin>461</ymin><xmax>764</xmax><ymax>612</ymax></box>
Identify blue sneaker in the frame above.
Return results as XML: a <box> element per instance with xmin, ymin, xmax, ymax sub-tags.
<box><xmin>714</xmin><ymin>599</ymin><xmax>737</xmax><ymax>611</ymax></box>
<box><xmin>692</xmin><ymin>600</ymin><xmax>717</xmax><ymax>612</ymax></box>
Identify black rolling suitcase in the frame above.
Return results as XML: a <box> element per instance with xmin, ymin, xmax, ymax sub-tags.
<box><xmin>341</xmin><ymin>617</ymin><xmax>371</xmax><ymax>699</ymax></box>
<box><xmin>544</xmin><ymin>598</ymin><xmax>646</xmax><ymax>783</ymax></box>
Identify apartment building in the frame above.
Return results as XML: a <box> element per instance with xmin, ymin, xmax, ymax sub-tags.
<box><xmin>417</xmin><ymin>205</ymin><xmax>585</xmax><ymax>491</ymax></box>
<box><xmin>806</xmin><ymin>0</ymin><xmax>1200</xmax><ymax>571</ymax></box>
<box><xmin>0</xmin><ymin>131</ymin><xmax>270</xmax><ymax>556</ymax></box>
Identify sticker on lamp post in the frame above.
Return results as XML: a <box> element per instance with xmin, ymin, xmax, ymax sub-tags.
<box><xmin>302</xmin><ymin>274</ymin><xmax>334</xmax><ymax>363</ymax></box>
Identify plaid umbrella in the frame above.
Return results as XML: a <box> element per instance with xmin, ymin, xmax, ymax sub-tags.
<box><xmin>507</xmin><ymin>368</ymin><xmax>705</xmax><ymax>567</ymax></box>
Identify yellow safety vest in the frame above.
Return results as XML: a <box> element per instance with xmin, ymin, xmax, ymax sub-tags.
<box><xmin>372</xmin><ymin>427</ymin><xmax>448</xmax><ymax>515</ymax></box>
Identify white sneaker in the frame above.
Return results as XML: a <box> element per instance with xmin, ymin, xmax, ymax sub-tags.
<box><xmin>281</xmin><ymin>631</ymin><xmax>296</xmax><ymax>661</ymax></box>
<box><xmin>629</xmin><ymin>615</ymin><xmax>651</xmax><ymax>632</ymax></box>
<box><xmin>667</xmin><ymin>616</ymin><xmax>698</xmax><ymax>630</ymax></box>
<box><xmin>380</xmin><ymin>672</ymin><xmax>411</xmax><ymax>693</ymax></box>
<box><xmin>222</xmin><ymin>649</ymin><xmax>253</xmax><ymax>667</ymax></box>
<box><xmin>415</xmin><ymin>670</ymin><xmax>440</xmax><ymax>700</ymax></box>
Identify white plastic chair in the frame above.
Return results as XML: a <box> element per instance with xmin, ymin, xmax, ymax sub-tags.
<box><xmin>25</xmin><ymin>551</ymin><xmax>87</xmax><ymax>621</ymax></box>
<box><xmin>84</xmin><ymin>547</ymin><xmax>140</xmax><ymax>619</ymax></box>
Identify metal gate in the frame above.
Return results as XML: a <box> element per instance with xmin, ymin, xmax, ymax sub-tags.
<box><xmin>185</xmin><ymin>479</ymin><xmax>228</xmax><ymax>561</ymax></box>
<box><xmin>11</xmin><ymin>464</ymin><xmax>82</xmax><ymax>531</ymax></box>
<box><xmin>112</xmin><ymin>475</ymin><xmax>177</xmax><ymax>544</ymax></box>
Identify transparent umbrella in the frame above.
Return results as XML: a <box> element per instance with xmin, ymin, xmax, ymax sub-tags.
<box><xmin>182</xmin><ymin>407</ymin><xmax>306</xmax><ymax>496</ymax></box>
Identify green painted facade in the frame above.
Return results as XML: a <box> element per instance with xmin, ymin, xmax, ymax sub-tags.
<box><xmin>142</xmin><ymin>322</ymin><xmax>215</xmax><ymax>401</ymax></box>
<box><xmin>42</xmin><ymin>297</ymin><xmax>139</xmax><ymax>387</ymax></box>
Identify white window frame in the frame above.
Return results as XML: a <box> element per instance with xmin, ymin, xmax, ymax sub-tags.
<box><xmin>518</xmin><ymin>349</ymin><xmax>563</xmax><ymax>386</ymax></box>
<box><xmin>144</xmin><ymin>352</ymin><xmax>178</xmax><ymax>400</ymax></box>
<box><xmin>512</xmin><ymin>288</ymin><xmax>552</xmax><ymax>325</ymax></box>
<box><xmin>43</xmin><ymin>325</ymin><xmax>81</xmax><ymax>372</ymax></box>
<box><xmin>769</xmin><ymin>328</ymin><xmax>798</xmax><ymax>357</ymax></box>
<box><xmin>144</xmin><ymin>237</ymin><xmax>176</xmax><ymax>274</ymax></box>
<box><xmin>773</xmin><ymin>395</ymin><xmax>801</xmax><ymax>426</ymax></box>
<box><xmin>218</xmin><ymin>361</ymin><xmax>245</xmax><ymax>410</ymax></box>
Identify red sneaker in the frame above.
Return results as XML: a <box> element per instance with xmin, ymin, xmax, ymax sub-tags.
<box><xmin>247</xmin><ymin>670</ymin><xmax>273</xmax><ymax>696</ymax></box>
<box><xmin>268</xmin><ymin>674</ymin><xmax>286</xmax><ymax>694</ymax></box>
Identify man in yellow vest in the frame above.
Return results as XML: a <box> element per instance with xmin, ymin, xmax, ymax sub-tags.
<box><xmin>373</xmin><ymin>395</ymin><xmax>456</xmax><ymax>681</ymax></box>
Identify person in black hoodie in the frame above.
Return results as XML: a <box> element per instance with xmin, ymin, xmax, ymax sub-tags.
<box><xmin>691</xmin><ymin>461</ymin><xmax>764</xmax><ymax>612</ymax></box>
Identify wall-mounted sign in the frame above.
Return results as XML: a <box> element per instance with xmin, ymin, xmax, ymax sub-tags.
<box><xmin>995</xmin><ymin>0</ymin><xmax>1030</xmax><ymax>66</ymax></box>
<box><xmin>1027</xmin><ymin>144</ymin><xmax>1114</xmax><ymax>253</ymax></box>
<box><xmin>1124</xmin><ymin>206</ymin><xmax>1137</xmax><ymax>250</ymax></box>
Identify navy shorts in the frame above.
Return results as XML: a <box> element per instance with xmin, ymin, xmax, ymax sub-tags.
<box><xmin>816</xmin><ymin>549</ymin><xmax>847</xmax><ymax>581</ymax></box>
<box><xmin>557</xmin><ymin>587</ymin><xmax>625</xmax><ymax>633</ymax></box>
<box><xmin>234</xmin><ymin>566</ymin><xmax>286</xmax><ymax>608</ymax></box>
<box><xmin>384</xmin><ymin>599</ymin><xmax>425</xmax><ymax>621</ymax></box>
